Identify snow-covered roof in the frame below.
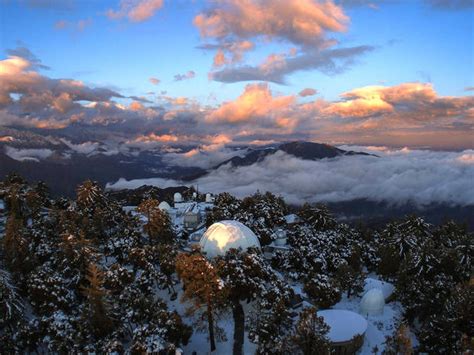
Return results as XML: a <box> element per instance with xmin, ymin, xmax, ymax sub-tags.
<box><xmin>364</xmin><ymin>278</ymin><xmax>394</xmax><ymax>300</ymax></box>
<box><xmin>199</xmin><ymin>220</ymin><xmax>261</xmax><ymax>258</ymax></box>
<box><xmin>284</xmin><ymin>214</ymin><xmax>301</xmax><ymax>224</ymax></box>
<box><xmin>158</xmin><ymin>201</ymin><xmax>171</xmax><ymax>211</ymax></box>
<box><xmin>360</xmin><ymin>288</ymin><xmax>385</xmax><ymax>316</ymax></box>
<box><xmin>317</xmin><ymin>309</ymin><xmax>368</xmax><ymax>343</ymax></box>
<box><xmin>184</xmin><ymin>203</ymin><xmax>201</xmax><ymax>215</ymax></box>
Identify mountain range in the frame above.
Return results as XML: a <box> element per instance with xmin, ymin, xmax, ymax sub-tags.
<box><xmin>0</xmin><ymin>127</ymin><xmax>371</xmax><ymax>196</ymax></box>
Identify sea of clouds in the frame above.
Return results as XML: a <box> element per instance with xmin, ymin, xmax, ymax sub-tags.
<box><xmin>107</xmin><ymin>146</ymin><xmax>474</xmax><ymax>207</ymax></box>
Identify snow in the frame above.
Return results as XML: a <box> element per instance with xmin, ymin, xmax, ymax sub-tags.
<box><xmin>364</xmin><ymin>278</ymin><xmax>394</xmax><ymax>300</ymax></box>
<box><xmin>284</xmin><ymin>214</ymin><xmax>301</xmax><ymax>224</ymax></box>
<box><xmin>317</xmin><ymin>309</ymin><xmax>368</xmax><ymax>343</ymax></box>
<box><xmin>332</xmin><ymin>293</ymin><xmax>404</xmax><ymax>354</ymax></box>
<box><xmin>155</xmin><ymin>283</ymin><xmax>257</xmax><ymax>355</ymax></box>
<box><xmin>200</xmin><ymin>220</ymin><xmax>261</xmax><ymax>258</ymax></box>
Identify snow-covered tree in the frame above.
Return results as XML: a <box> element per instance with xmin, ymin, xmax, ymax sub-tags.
<box><xmin>418</xmin><ymin>281</ymin><xmax>473</xmax><ymax>353</ymax></box>
<box><xmin>76</xmin><ymin>180</ymin><xmax>105</xmax><ymax>210</ymax></box>
<box><xmin>81</xmin><ymin>263</ymin><xmax>114</xmax><ymax>337</ymax></box>
<box><xmin>383</xmin><ymin>322</ymin><xmax>413</xmax><ymax>355</ymax></box>
<box><xmin>0</xmin><ymin>268</ymin><xmax>24</xmax><ymax>351</ymax></box>
<box><xmin>298</xmin><ymin>203</ymin><xmax>336</xmax><ymax>231</ymax></box>
<box><xmin>176</xmin><ymin>252</ymin><xmax>227</xmax><ymax>352</ymax></box>
<box><xmin>206</xmin><ymin>192</ymin><xmax>242</xmax><ymax>226</ymax></box>
<box><xmin>216</xmin><ymin>248</ymin><xmax>284</xmax><ymax>355</ymax></box>
<box><xmin>377</xmin><ymin>216</ymin><xmax>433</xmax><ymax>279</ymax></box>
<box><xmin>248</xmin><ymin>281</ymin><xmax>293</xmax><ymax>355</ymax></box>
<box><xmin>304</xmin><ymin>274</ymin><xmax>341</xmax><ymax>308</ymax></box>
<box><xmin>288</xmin><ymin>307</ymin><xmax>331</xmax><ymax>355</ymax></box>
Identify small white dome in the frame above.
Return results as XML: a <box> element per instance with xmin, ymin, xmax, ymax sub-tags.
<box><xmin>360</xmin><ymin>288</ymin><xmax>385</xmax><ymax>316</ymax></box>
<box><xmin>317</xmin><ymin>310</ymin><xmax>368</xmax><ymax>343</ymax></box>
<box><xmin>158</xmin><ymin>201</ymin><xmax>171</xmax><ymax>211</ymax></box>
<box><xmin>199</xmin><ymin>220</ymin><xmax>260</xmax><ymax>258</ymax></box>
<box><xmin>273</xmin><ymin>229</ymin><xmax>287</xmax><ymax>246</ymax></box>
<box><xmin>173</xmin><ymin>192</ymin><xmax>183</xmax><ymax>202</ymax></box>
<box><xmin>205</xmin><ymin>193</ymin><xmax>213</xmax><ymax>203</ymax></box>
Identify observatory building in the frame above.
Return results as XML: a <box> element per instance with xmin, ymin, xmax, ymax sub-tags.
<box><xmin>360</xmin><ymin>288</ymin><xmax>385</xmax><ymax>316</ymax></box>
<box><xmin>199</xmin><ymin>220</ymin><xmax>261</xmax><ymax>258</ymax></box>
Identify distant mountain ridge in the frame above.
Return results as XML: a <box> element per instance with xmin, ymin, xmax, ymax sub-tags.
<box><xmin>0</xmin><ymin>130</ymin><xmax>375</xmax><ymax>196</ymax></box>
<box><xmin>213</xmin><ymin>141</ymin><xmax>375</xmax><ymax>169</ymax></box>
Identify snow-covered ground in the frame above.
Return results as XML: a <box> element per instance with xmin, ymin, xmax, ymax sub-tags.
<box><xmin>332</xmin><ymin>293</ymin><xmax>403</xmax><ymax>354</ymax></box>
<box><xmin>124</xmin><ymin>202</ymin><xmax>412</xmax><ymax>354</ymax></box>
<box><xmin>156</xmin><ymin>284</ymin><xmax>257</xmax><ymax>354</ymax></box>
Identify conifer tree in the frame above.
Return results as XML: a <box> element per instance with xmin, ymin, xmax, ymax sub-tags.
<box><xmin>288</xmin><ymin>307</ymin><xmax>330</xmax><ymax>355</ymax></box>
<box><xmin>81</xmin><ymin>263</ymin><xmax>114</xmax><ymax>337</ymax></box>
<box><xmin>2</xmin><ymin>215</ymin><xmax>27</xmax><ymax>273</ymax></box>
<box><xmin>383</xmin><ymin>322</ymin><xmax>413</xmax><ymax>355</ymax></box>
<box><xmin>175</xmin><ymin>253</ymin><xmax>227</xmax><ymax>352</ymax></box>
<box><xmin>137</xmin><ymin>198</ymin><xmax>160</xmax><ymax>222</ymax></box>
<box><xmin>138</xmin><ymin>199</ymin><xmax>174</xmax><ymax>243</ymax></box>
<box><xmin>298</xmin><ymin>203</ymin><xmax>337</xmax><ymax>231</ymax></box>
<box><xmin>76</xmin><ymin>180</ymin><xmax>105</xmax><ymax>211</ymax></box>
<box><xmin>215</xmin><ymin>248</ymin><xmax>288</xmax><ymax>355</ymax></box>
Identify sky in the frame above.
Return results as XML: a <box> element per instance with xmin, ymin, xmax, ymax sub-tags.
<box><xmin>0</xmin><ymin>0</ymin><xmax>473</xmax><ymax>149</ymax></box>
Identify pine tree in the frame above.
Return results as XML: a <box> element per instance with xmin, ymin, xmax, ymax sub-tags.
<box><xmin>418</xmin><ymin>280</ymin><xmax>473</xmax><ymax>353</ymax></box>
<box><xmin>216</xmin><ymin>248</ymin><xmax>281</xmax><ymax>355</ymax></box>
<box><xmin>304</xmin><ymin>273</ymin><xmax>341</xmax><ymax>308</ymax></box>
<box><xmin>298</xmin><ymin>203</ymin><xmax>337</xmax><ymax>231</ymax></box>
<box><xmin>206</xmin><ymin>192</ymin><xmax>242</xmax><ymax>227</ymax></box>
<box><xmin>334</xmin><ymin>261</ymin><xmax>365</xmax><ymax>298</ymax></box>
<box><xmin>137</xmin><ymin>198</ymin><xmax>160</xmax><ymax>221</ymax></box>
<box><xmin>288</xmin><ymin>307</ymin><xmax>331</xmax><ymax>355</ymax></box>
<box><xmin>383</xmin><ymin>322</ymin><xmax>413</xmax><ymax>355</ymax></box>
<box><xmin>248</xmin><ymin>291</ymin><xmax>293</xmax><ymax>355</ymax></box>
<box><xmin>0</xmin><ymin>268</ymin><xmax>24</xmax><ymax>350</ymax></box>
<box><xmin>175</xmin><ymin>253</ymin><xmax>227</xmax><ymax>352</ymax></box>
<box><xmin>138</xmin><ymin>199</ymin><xmax>175</xmax><ymax>243</ymax></box>
<box><xmin>76</xmin><ymin>180</ymin><xmax>105</xmax><ymax>211</ymax></box>
<box><xmin>81</xmin><ymin>263</ymin><xmax>114</xmax><ymax>337</ymax></box>
<box><xmin>2</xmin><ymin>215</ymin><xmax>28</xmax><ymax>273</ymax></box>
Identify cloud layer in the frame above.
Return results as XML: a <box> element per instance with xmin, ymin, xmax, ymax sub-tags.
<box><xmin>194</xmin><ymin>0</ymin><xmax>376</xmax><ymax>83</ymax></box>
<box><xmin>108</xmin><ymin>147</ymin><xmax>474</xmax><ymax>207</ymax></box>
<box><xmin>1</xmin><ymin>49</ymin><xmax>473</xmax><ymax>149</ymax></box>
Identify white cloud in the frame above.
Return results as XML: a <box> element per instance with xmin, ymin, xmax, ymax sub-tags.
<box><xmin>4</xmin><ymin>146</ymin><xmax>53</xmax><ymax>162</ymax></box>
<box><xmin>107</xmin><ymin>147</ymin><xmax>474</xmax><ymax>207</ymax></box>
<box><xmin>162</xmin><ymin>146</ymin><xmax>247</xmax><ymax>169</ymax></box>
<box><xmin>61</xmin><ymin>139</ymin><xmax>100</xmax><ymax>155</ymax></box>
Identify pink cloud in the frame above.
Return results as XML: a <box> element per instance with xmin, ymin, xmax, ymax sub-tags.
<box><xmin>107</xmin><ymin>0</ymin><xmax>164</xmax><ymax>22</ymax></box>
<box><xmin>206</xmin><ymin>83</ymin><xmax>295</xmax><ymax>124</ymax></box>
<box><xmin>299</xmin><ymin>88</ymin><xmax>318</xmax><ymax>97</ymax></box>
<box><xmin>194</xmin><ymin>0</ymin><xmax>348</xmax><ymax>47</ymax></box>
<box><xmin>174</xmin><ymin>70</ymin><xmax>196</xmax><ymax>81</ymax></box>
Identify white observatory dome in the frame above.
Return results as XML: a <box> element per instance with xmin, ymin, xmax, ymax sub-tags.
<box><xmin>173</xmin><ymin>192</ymin><xmax>183</xmax><ymax>203</ymax></box>
<box><xmin>199</xmin><ymin>220</ymin><xmax>261</xmax><ymax>258</ymax></box>
<box><xmin>158</xmin><ymin>201</ymin><xmax>171</xmax><ymax>211</ymax></box>
<box><xmin>205</xmin><ymin>193</ymin><xmax>213</xmax><ymax>203</ymax></box>
<box><xmin>360</xmin><ymin>288</ymin><xmax>385</xmax><ymax>316</ymax></box>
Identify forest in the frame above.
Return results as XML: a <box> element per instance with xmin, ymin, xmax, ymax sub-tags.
<box><xmin>0</xmin><ymin>173</ymin><xmax>472</xmax><ymax>354</ymax></box>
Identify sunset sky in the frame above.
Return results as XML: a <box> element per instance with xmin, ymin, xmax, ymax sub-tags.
<box><xmin>1</xmin><ymin>0</ymin><xmax>473</xmax><ymax>149</ymax></box>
